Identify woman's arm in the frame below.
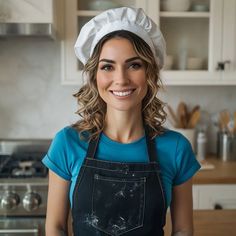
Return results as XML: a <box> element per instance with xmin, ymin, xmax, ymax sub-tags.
<box><xmin>45</xmin><ymin>170</ymin><xmax>70</xmax><ymax>236</ymax></box>
<box><xmin>170</xmin><ymin>178</ymin><xmax>194</xmax><ymax>236</ymax></box>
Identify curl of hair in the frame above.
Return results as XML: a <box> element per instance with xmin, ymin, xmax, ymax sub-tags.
<box><xmin>72</xmin><ymin>30</ymin><xmax>166</xmax><ymax>140</ymax></box>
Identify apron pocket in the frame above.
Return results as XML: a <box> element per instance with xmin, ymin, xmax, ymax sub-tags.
<box><xmin>91</xmin><ymin>174</ymin><xmax>146</xmax><ymax>236</ymax></box>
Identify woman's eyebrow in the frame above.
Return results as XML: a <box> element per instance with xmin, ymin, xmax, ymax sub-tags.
<box><xmin>99</xmin><ymin>59</ymin><xmax>115</xmax><ymax>63</ymax></box>
<box><xmin>99</xmin><ymin>56</ymin><xmax>141</xmax><ymax>63</ymax></box>
<box><xmin>125</xmin><ymin>56</ymin><xmax>141</xmax><ymax>63</ymax></box>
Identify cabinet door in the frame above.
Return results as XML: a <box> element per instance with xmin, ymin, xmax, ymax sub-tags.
<box><xmin>159</xmin><ymin>0</ymin><xmax>223</xmax><ymax>85</ymax></box>
<box><xmin>221</xmin><ymin>0</ymin><xmax>236</xmax><ymax>84</ymax></box>
<box><xmin>197</xmin><ymin>184</ymin><xmax>236</xmax><ymax>210</ymax></box>
<box><xmin>62</xmin><ymin>0</ymin><xmax>157</xmax><ymax>85</ymax></box>
<box><xmin>192</xmin><ymin>185</ymin><xmax>200</xmax><ymax>209</ymax></box>
<box><xmin>0</xmin><ymin>0</ymin><xmax>53</xmax><ymax>23</ymax></box>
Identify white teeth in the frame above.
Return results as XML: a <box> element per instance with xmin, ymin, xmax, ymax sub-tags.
<box><xmin>112</xmin><ymin>90</ymin><xmax>133</xmax><ymax>97</ymax></box>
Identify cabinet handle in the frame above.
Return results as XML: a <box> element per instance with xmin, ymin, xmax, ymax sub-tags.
<box><xmin>216</xmin><ymin>60</ymin><xmax>231</xmax><ymax>70</ymax></box>
<box><xmin>0</xmin><ymin>228</ymin><xmax>39</xmax><ymax>234</ymax></box>
<box><xmin>214</xmin><ymin>203</ymin><xmax>223</xmax><ymax>210</ymax></box>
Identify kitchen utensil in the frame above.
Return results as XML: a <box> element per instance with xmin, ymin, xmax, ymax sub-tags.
<box><xmin>196</xmin><ymin>130</ymin><xmax>207</xmax><ymax>161</ymax></box>
<box><xmin>227</xmin><ymin>120</ymin><xmax>235</xmax><ymax>135</ymax></box>
<box><xmin>217</xmin><ymin>132</ymin><xmax>236</xmax><ymax>161</ymax></box>
<box><xmin>181</xmin><ymin>103</ymin><xmax>188</xmax><ymax>128</ymax></box>
<box><xmin>183</xmin><ymin>103</ymin><xmax>189</xmax><ymax>127</ymax></box>
<box><xmin>177</xmin><ymin>102</ymin><xmax>187</xmax><ymax>128</ymax></box>
<box><xmin>189</xmin><ymin>105</ymin><xmax>200</xmax><ymax>119</ymax></box>
<box><xmin>188</xmin><ymin>109</ymin><xmax>201</xmax><ymax>128</ymax></box>
<box><xmin>220</xmin><ymin>110</ymin><xmax>230</xmax><ymax>131</ymax></box>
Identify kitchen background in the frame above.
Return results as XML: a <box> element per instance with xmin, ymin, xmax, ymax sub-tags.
<box><xmin>0</xmin><ymin>38</ymin><xmax>235</xmax><ymax>154</ymax></box>
<box><xmin>0</xmin><ymin>0</ymin><xmax>236</xmax><ymax>235</ymax></box>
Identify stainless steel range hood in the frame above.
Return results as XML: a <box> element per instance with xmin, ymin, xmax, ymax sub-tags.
<box><xmin>0</xmin><ymin>23</ymin><xmax>56</xmax><ymax>38</ymax></box>
<box><xmin>0</xmin><ymin>0</ymin><xmax>63</xmax><ymax>39</ymax></box>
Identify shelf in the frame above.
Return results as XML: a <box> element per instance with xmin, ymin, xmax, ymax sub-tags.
<box><xmin>77</xmin><ymin>10</ymin><xmax>210</xmax><ymax>19</ymax></box>
<box><xmin>161</xmin><ymin>70</ymin><xmax>236</xmax><ymax>86</ymax></box>
<box><xmin>161</xmin><ymin>71</ymin><xmax>218</xmax><ymax>86</ymax></box>
<box><xmin>77</xmin><ymin>10</ymin><xmax>102</xmax><ymax>16</ymax></box>
<box><xmin>160</xmin><ymin>11</ymin><xmax>210</xmax><ymax>18</ymax></box>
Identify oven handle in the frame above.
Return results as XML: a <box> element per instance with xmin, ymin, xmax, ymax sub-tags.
<box><xmin>0</xmin><ymin>228</ymin><xmax>39</xmax><ymax>234</ymax></box>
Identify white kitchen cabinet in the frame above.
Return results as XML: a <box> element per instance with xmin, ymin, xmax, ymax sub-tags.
<box><xmin>193</xmin><ymin>184</ymin><xmax>236</xmax><ymax>210</ymax></box>
<box><xmin>61</xmin><ymin>0</ymin><xmax>236</xmax><ymax>85</ymax></box>
<box><xmin>159</xmin><ymin>0</ymin><xmax>236</xmax><ymax>85</ymax></box>
<box><xmin>0</xmin><ymin>0</ymin><xmax>58</xmax><ymax>23</ymax></box>
<box><xmin>221</xmin><ymin>0</ymin><xmax>236</xmax><ymax>83</ymax></box>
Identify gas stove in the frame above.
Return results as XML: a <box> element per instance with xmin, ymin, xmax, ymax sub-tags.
<box><xmin>0</xmin><ymin>139</ymin><xmax>51</xmax><ymax>235</ymax></box>
<box><xmin>0</xmin><ymin>153</ymin><xmax>48</xmax><ymax>178</ymax></box>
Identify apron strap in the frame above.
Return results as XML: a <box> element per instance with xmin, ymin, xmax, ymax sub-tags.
<box><xmin>86</xmin><ymin>127</ymin><xmax>158</xmax><ymax>163</ymax></box>
<box><xmin>145</xmin><ymin>126</ymin><xmax>158</xmax><ymax>163</ymax></box>
<box><xmin>86</xmin><ymin>135</ymin><xmax>100</xmax><ymax>159</ymax></box>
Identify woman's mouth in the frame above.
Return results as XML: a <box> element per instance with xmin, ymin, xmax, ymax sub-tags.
<box><xmin>111</xmin><ymin>89</ymin><xmax>135</xmax><ymax>97</ymax></box>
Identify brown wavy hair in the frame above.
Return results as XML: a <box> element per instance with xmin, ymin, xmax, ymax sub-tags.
<box><xmin>72</xmin><ymin>30</ymin><xmax>166</xmax><ymax>141</ymax></box>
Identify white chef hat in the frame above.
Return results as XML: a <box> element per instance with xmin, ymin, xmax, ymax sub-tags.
<box><xmin>74</xmin><ymin>7</ymin><xmax>166</xmax><ymax>69</ymax></box>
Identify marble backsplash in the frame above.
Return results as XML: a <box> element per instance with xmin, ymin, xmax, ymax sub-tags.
<box><xmin>0</xmin><ymin>38</ymin><xmax>236</xmax><ymax>153</ymax></box>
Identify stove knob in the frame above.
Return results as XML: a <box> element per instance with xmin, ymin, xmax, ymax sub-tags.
<box><xmin>23</xmin><ymin>192</ymin><xmax>41</xmax><ymax>211</ymax></box>
<box><xmin>1</xmin><ymin>192</ymin><xmax>20</xmax><ymax>210</ymax></box>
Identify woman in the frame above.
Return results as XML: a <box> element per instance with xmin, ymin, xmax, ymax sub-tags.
<box><xmin>43</xmin><ymin>7</ymin><xmax>200</xmax><ymax>236</ymax></box>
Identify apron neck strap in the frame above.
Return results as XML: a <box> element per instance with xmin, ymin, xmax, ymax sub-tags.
<box><xmin>144</xmin><ymin>126</ymin><xmax>158</xmax><ymax>163</ymax></box>
<box><xmin>86</xmin><ymin>134</ymin><xmax>100</xmax><ymax>159</ymax></box>
<box><xmin>86</xmin><ymin>126</ymin><xmax>158</xmax><ymax>163</ymax></box>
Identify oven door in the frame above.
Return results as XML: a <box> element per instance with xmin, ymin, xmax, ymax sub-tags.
<box><xmin>0</xmin><ymin>217</ymin><xmax>45</xmax><ymax>236</ymax></box>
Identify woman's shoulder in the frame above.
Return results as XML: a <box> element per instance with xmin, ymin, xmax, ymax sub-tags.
<box><xmin>155</xmin><ymin>128</ymin><xmax>191</xmax><ymax>151</ymax></box>
<box><xmin>157</xmin><ymin>128</ymin><xmax>183</xmax><ymax>142</ymax></box>
<box><xmin>53</xmin><ymin>125</ymin><xmax>76</xmax><ymax>140</ymax></box>
<box><xmin>56</xmin><ymin>125</ymin><xmax>77</xmax><ymax>134</ymax></box>
<box><xmin>53</xmin><ymin>126</ymin><xmax>88</xmax><ymax>145</ymax></box>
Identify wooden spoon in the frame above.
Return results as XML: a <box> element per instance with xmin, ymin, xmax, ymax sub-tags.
<box><xmin>189</xmin><ymin>105</ymin><xmax>200</xmax><ymax>120</ymax></box>
<box><xmin>220</xmin><ymin>110</ymin><xmax>230</xmax><ymax>132</ymax></box>
<box><xmin>177</xmin><ymin>102</ymin><xmax>188</xmax><ymax>128</ymax></box>
<box><xmin>177</xmin><ymin>102</ymin><xmax>185</xmax><ymax>128</ymax></box>
<box><xmin>182</xmin><ymin>103</ymin><xmax>188</xmax><ymax>128</ymax></box>
<box><xmin>187</xmin><ymin>109</ymin><xmax>201</xmax><ymax>128</ymax></box>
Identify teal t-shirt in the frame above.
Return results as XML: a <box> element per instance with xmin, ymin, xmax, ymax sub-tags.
<box><xmin>42</xmin><ymin>126</ymin><xmax>200</xmax><ymax>207</ymax></box>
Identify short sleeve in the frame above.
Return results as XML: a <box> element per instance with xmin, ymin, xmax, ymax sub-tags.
<box><xmin>173</xmin><ymin>134</ymin><xmax>201</xmax><ymax>186</ymax></box>
<box><xmin>42</xmin><ymin>129</ymin><xmax>72</xmax><ymax>181</ymax></box>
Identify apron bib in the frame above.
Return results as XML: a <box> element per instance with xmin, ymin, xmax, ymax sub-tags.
<box><xmin>72</xmin><ymin>128</ymin><xmax>167</xmax><ymax>236</ymax></box>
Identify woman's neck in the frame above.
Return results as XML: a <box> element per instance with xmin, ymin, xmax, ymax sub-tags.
<box><xmin>104</xmin><ymin>108</ymin><xmax>144</xmax><ymax>143</ymax></box>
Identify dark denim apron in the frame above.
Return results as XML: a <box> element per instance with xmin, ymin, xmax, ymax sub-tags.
<box><xmin>72</xmin><ymin>128</ymin><xmax>167</xmax><ymax>236</ymax></box>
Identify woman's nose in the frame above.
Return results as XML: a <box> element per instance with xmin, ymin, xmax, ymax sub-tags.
<box><xmin>113</xmin><ymin>68</ymin><xmax>130</xmax><ymax>85</ymax></box>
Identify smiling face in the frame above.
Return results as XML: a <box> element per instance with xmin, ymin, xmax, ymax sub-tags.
<box><xmin>96</xmin><ymin>37</ymin><xmax>147</xmax><ymax>114</ymax></box>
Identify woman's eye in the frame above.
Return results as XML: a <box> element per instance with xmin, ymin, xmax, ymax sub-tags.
<box><xmin>100</xmin><ymin>64</ymin><xmax>113</xmax><ymax>71</ymax></box>
<box><xmin>129</xmin><ymin>62</ymin><xmax>142</xmax><ymax>70</ymax></box>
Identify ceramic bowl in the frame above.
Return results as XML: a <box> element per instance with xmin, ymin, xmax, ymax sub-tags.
<box><xmin>161</xmin><ymin>0</ymin><xmax>191</xmax><ymax>12</ymax></box>
<box><xmin>88</xmin><ymin>0</ymin><xmax>121</xmax><ymax>11</ymax></box>
<box><xmin>187</xmin><ymin>57</ymin><xmax>204</xmax><ymax>70</ymax></box>
<box><xmin>191</xmin><ymin>4</ymin><xmax>209</xmax><ymax>12</ymax></box>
